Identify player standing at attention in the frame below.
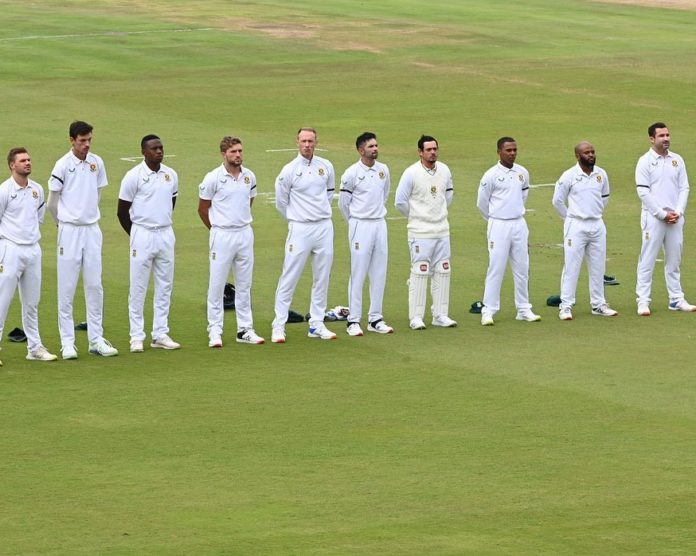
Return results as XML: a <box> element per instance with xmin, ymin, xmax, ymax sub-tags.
<box><xmin>552</xmin><ymin>141</ymin><xmax>617</xmax><ymax>320</ymax></box>
<box><xmin>271</xmin><ymin>127</ymin><xmax>337</xmax><ymax>343</ymax></box>
<box><xmin>338</xmin><ymin>132</ymin><xmax>394</xmax><ymax>336</ymax></box>
<box><xmin>47</xmin><ymin>121</ymin><xmax>118</xmax><ymax>359</ymax></box>
<box><xmin>477</xmin><ymin>137</ymin><xmax>540</xmax><ymax>326</ymax></box>
<box><xmin>0</xmin><ymin>148</ymin><xmax>58</xmax><ymax>366</ymax></box>
<box><xmin>118</xmin><ymin>135</ymin><xmax>180</xmax><ymax>353</ymax></box>
<box><xmin>198</xmin><ymin>136</ymin><xmax>264</xmax><ymax>348</ymax></box>
<box><xmin>635</xmin><ymin>122</ymin><xmax>695</xmax><ymax>316</ymax></box>
<box><xmin>395</xmin><ymin>135</ymin><xmax>457</xmax><ymax>330</ymax></box>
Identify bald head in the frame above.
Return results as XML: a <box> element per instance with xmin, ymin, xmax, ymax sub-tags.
<box><xmin>574</xmin><ymin>141</ymin><xmax>596</xmax><ymax>172</ymax></box>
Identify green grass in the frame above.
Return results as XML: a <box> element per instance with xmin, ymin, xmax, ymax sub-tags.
<box><xmin>2</xmin><ymin>0</ymin><xmax>696</xmax><ymax>553</ymax></box>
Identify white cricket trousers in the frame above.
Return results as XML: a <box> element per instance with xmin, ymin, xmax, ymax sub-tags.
<box><xmin>636</xmin><ymin>211</ymin><xmax>685</xmax><ymax>304</ymax></box>
<box><xmin>57</xmin><ymin>222</ymin><xmax>104</xmax><ymax>347</ymax></box>
<box><xmin>482</xmin><ymin>217</ymin><xmax>531</xmax><ymax>315</ymax></box>
<box><xmin>560</xmin><ymin>217</ymin><xmax>607</xmax><ymax>310</ymax></box>
<box><xmin>347</xmin><ymin>218</ymin><xmax>388</xmax><ymax>324</ymax></box>
<box><xmin>207</xmin><ymin>226</ymin><xmax>254</xmax><ymax>336</ymax></box>
<box><xmin>129</xmin><ymin>224</ymin><xmax>175</xmax><ymax>341</ymax></box>
<box><xmin>0</xmin><ymin>240</ymin><xmax>43</xmax><ymax>351</ymax></box>
<box><xmin>273</xmin><ymin>219</ymin><xmax>333</xmax><ymax>329</ymax></box>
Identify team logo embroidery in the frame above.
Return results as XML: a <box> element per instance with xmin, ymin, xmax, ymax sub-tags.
<box><xmin>89</xmin><ymin>164</ymin><xmax>97</xmax><ymax>172</ymax></box>
<box><xmin>318</xmin><ymin>168</ymin><xmax>325</xmax><ymax>177</ymax></box>
<box><xmin>430</xmin><ymin>186</ymin><xmax>437</xmax><ymax>197</ymax></box>
<box><xmin>567</xmin><ymin>238</ymin><xmax>572</xmax><ymax>247</ymax></box>
<box><xmin>199</xmin><ymin>184</ymin><xmax>205</xmax><ymax>191</ymax></box>
<box><xmin>32</xmin><ymin>190</ymin><xmax>38</xmax><ymax>199</ymax></box>
<box><xmin>442</xmin><ymin>261</ymin><xmax>449</xmax><ymax>270</ymax></box>
<box><xmin>132</xmin><ymin>249</ymin><xmax>137</xmax><ymax>257</ymax></box>
<box><xmin>379</xmin><ymin>171</ymin><xmax>385</xmax><ymax>179</ymax></box>
<box><xmin>672</xmin><ymin>160</ymin><xmax>678</xmax><ymax>167</ymax></box>
<box><xmin>354</xmin><ymin>242</ymin><xmax>359</xmax><ymax>250</ymax></box>
<box><xmin>518</xmin><ymin>174</ymin><xmax>524</xmax><ymax>182</ymax></box>
<box><xmin>244</xmin><ymin>176</ymin><xmax>251</xmax><ymax>184</ymax></box>
<box><xmin>596</xmin><ymin>175</ymin><xmax>602</xmax><ymax>182</ymax></box>
<box><xmin>59</xmin><ymin>247</ymin><xmax>64</xmax><ymax>256</ymax></box>
<box><xmin>490</xmin><ymin>241</ymin><xmax>495</xmax><ymax>249</ymax></box>
<box><xmin>211</xmin><ymin>252</ymin><xmax>216</xmax><ymax>260</ymax></box>
<box><xmin>289</xmin><ymin>244</ymin><xmax>293</xmax><ymax>253</ymax></box>
<box><xmin>415</xmin><ymin>245</ymin><xmax>420</xmax><ymax>254</ymax></box>
<box><xmin>0</xmin><ymin>264</ymin><xmax>3</xmax><ymax>273</ymax></box>
<box><xmin>68</xmin><ymin>168</ymin><xmax>75</xmax><ymax>173</ymax></box>
<box><xmin>164</xmin><ymin>174</ymin><xmax>171</xmax><ymax>182</ymax></box>
<box><xmin>419</xmin><ymin>263</ymin><xmax>428</xmax><ymax>272</ymax></box>
<box><xmin>645</xmin><ymin>232</ymin><xmax>650</xmax><ymax>241</ymax></box>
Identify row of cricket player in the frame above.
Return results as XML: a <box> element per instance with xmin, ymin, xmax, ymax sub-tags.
<box><xmin>0</xmin><ymin>121</ymin><xmax>691</xmax><ymax>364</ymax></box>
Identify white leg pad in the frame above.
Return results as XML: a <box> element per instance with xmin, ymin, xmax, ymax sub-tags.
<box><xmin>408</xmin><ymin>261</ymin><xmax>429</xmax><ymax>320</ymax></box>
<box><xmin>431</xmin><ymin>259</ymin><xmax>451</xmax><ymax>318</ymax></box>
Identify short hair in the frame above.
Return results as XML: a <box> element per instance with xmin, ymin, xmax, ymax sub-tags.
<box><xmin>220</xmin><ymin>136</ymin><xmax>242</xmax><ymax>152</ymax></box>
<box><xmin>497</xmin><ymin>136</ymin><xmax>516</xmax><ymax>150</ymax></box>
<box><xmin>648</xmin><ymin>122</ymin><xmax>668</xmax><ymax>137</ymax></box>
<box><xmin>297</xmin><ymin>127</ymin><xmax>317</xmax><ymax>138</ymax></box>
<box><xmin>140</xmin><ymin>134</ymin><xmax>160</xmax><ymax>149</ymax></box>
<box><xmin>356</xmin><ymin>132</ymin><xmax>377</xmax><ymax>150</ymax></box>
<box><xmin>7</xmin><ymin>147</ymin><xmax>28</xmax><ymax>168</ymax></box>
<box><xmin>69</xmin><ymin>120</ymin><xmax>93</xmax><ymax>139</ymax></box>
<box><xmin>418</xmin><ymin>135</ymin><xmax>438</xmax><ymax>150</ymax></box>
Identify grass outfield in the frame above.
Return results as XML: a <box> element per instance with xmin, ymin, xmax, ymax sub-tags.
<box><xmin>2</xmin><ymin>0</ymin><xmax>696</xmax><ymax>553</ymax></box>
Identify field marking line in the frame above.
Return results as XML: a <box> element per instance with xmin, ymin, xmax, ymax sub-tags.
<box><xmin>119</xmin><ymin>154</ymin><xmax>177</xmax><ymax>163</ymax></box>
<box><xmin>530</xmin><ymin>182</ymin><xmax>555</xmax><ymax>189</ymax></box>
<box><xmin>0</xmin><ymin>28</ymin><xmax>213</xmax><ymax>42</ymax></box>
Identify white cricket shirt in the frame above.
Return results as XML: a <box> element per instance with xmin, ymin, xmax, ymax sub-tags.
<box><xmin>275</xmin><ymin>154</ymin><xmax>334</xmax><ymax>222</ymax></box>
<box><xmin>338</xmin><ymin>160</ymin><xmax>390</xmax><ymax>221</ymax></box>
<box><xmin>119</xmin><ymin>161</ymin><xmax>178</xmax><ymax>228</ymax></box>
<box><xmin>48</xmin><ymin>150</ymin><xmax>107</xmax><ymax>225</ymax></box>
<box><xmin>0</xmin><ymin>177</ymin><xmax>45</xmax><ymax>244</ymax></box>
<box><xmin>477</xmin><ymin>162</ymin><xmax>529</xmax><ymax>220</ymax></box>
<box><xmin>635</xmin><ymin>148</ymin><xmax>689</xmax><ymax>219</ymax></box>
<box><xmin>552</xmin><ymin>163</ymin><xmax>610</xmax><ymax>220</ymax></box>
<box><xmin>199</xmin><ymin>164</ymin><xmax>256</xmax><ymax>228</ymax></box>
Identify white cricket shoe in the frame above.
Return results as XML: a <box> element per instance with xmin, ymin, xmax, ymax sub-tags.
<box><xmin>271</xmin><ymin>327</ymin><xmax>286</xmax><ymax>343</ymax></box>
<box><xmin>367</xmin><ymin>320</ymin><xmax>393</xmax><ymax>334</ymax></box>
<box><xmin>130</xmin><ymin>340</ymin><xmax>144</xmax><ymax>353</ymax></box>
<box><xmin>308</xmin><ymin>323</ymin><xmax>337</xmax><ymax>340</ymax></box>
<box><xmin>516</xmin><ymin>310</ymin><xmax>541</xmax><ymax>322</ymax></box>
<box><xmin>669</xmin><ymin>299</ymin><xmax>696</xmax><ymax>312</ymax></box>
<box><xmin>592</xmin><ymin>304</ymin><xmax>618</xmax><ymax>317</ymax></box>
<box><xmin>62</xmin><ymin>345</ymin><xmax>78</xmax><ymax>360</ymax></box>
<box><xmin>481</xmin><ymin>313</ymin><xmax>494</xmax><ymax>326</ymax></box>
<box><xmin>237</xmin><ymin>329</ymin><xmax>265</xmax><ymax>344</ymax></box>
<box><xmin>26</xmin><ymin>346</ymin><xmax>58</xmax><ymax>361</ymax></box>
<box><xmin>346</xmin><ymin>322</ymin><xmax>364</xmax><ymax>336</ymax></box>
<box><xmin>559</xmin><ymin>307</ymin><xmax>573</xmax><ymax>321</ymax></box>
<box><xmin>637</xmin><ymin>303</ymin><xmax>651</xmax><ymax>316</ymax></box>
<box><xmin>209</xmin><ymin>334</ymin><xmax>223</xmax><ymax>348</ymax></box>
<box><xmin>410</xmin><ymin>317</ymin><xmax>426</xmax><ymax>330</ymax></box>
<box><xmin>89</xmin><ymin>339</ymin><xmax>119</xmax><ymax>357</ymax></box>
<box><xmin>432</xmin><ymin>315</ymin><xmax>457</xmax><ymax>328</ymax></box>
<box><xmin>150</xmin><ymin>335</ymin><xmax>180</xmax><ymax>350</ymax></box>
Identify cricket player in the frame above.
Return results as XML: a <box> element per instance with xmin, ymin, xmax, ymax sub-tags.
<box><xmin>635</xmin><ymin>122</ymin><xmax>695</xmax><ymax>316</ymax></box>
<box><xmin>552</xmin><ymin>141</ymin><xmax>617</xmax><ymax>320</ymax></box>
<box><xmin>0</xmin><ymin>148</ymin><xmax>58</xmax><ymax>365</ymax></box>
<box><xmin>338</xmin><ymin>132</ymin><xmax>394</xmax><ymax>336</ymax></box>
<box><xmin>477</xmin><ymin>137</ymin><xmax>540</xmax><ymax>326</ymax></box>
<box><xmin>198</xmin><ymin>136</ymin><xmax>264</xmax><ymax>348</ymax></box>
<box><xmin>47</xmin><ymin>120</ymin><xmax>118</xmax><ymax>359</ymax></box>
<box><xmin>395</xmin><ymin>135</ymin><xmax>457</xmax><ymax>330</ymax></box>
<box><xmin>117</xmin><ymin>135</ymin><xmax>180</xmax><ymax>352</ymax></box>
<box><xmin>271</xmin><ymin>127</ymin><xmax>337</xmax><ymax>343</ymax></box>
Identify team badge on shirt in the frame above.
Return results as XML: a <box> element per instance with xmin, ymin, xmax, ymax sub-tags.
<box><xmin>430</xmin><ymin>186</ymin><xmax>437</xmax><ymax>197</ymax></box>
<box><xmin>244</xmin><ymin>176</ymin><xmax>250</xmax><ymax>185</ymax></box>
<box><xmin>672</xmin><ymin>160</ymin><xmax>678</xmax><ymax>167</ymax></box>
<box><xmin>89</xmin><ymin>164</ymin><xmax>97</xmax><ymax>172</ymax></box>
<box><xmin>165</xmin><ymin>174</ymin><xmax>171</xmax><ymax>182</ymax></box>
<box><xmin>518</xmin><ymin>174</ymin><xmax>524</xmax><ymax>182</ymax></box>
<box><xmin>379</xmin><ymin>171</ymin><xmax>385</xmax><ymax>179</ymax></box>
<box><xmin>318</xmin><ymin>168</ymin><xmax>325</xmax><ymax>177</ymax></box>
<box><xmin>596</xmin><ymin>176</ymin><xmax>602</xmax><ymax>182</ymax></box>
<box><xmin>32</xmin><ymin>190</ymin><xmax>38</xmax><ymax>199</ymax></box>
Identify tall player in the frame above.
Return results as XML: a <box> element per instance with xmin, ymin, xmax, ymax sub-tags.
<box><xmin>395</xmin><ymin>135</ymin><xmax>457</xmax><ymax>330</ymax></box>
<box><xmin>635</xmin><ymin>122</ymin><xmax>695</xmax><ymax>315</ymax></box>
<box><xmin>477</xmin><ymin>137</ymin><xmax>540</xmax><ymax>326</ymax></box>
<box><xmin>198</xmin><ymin>136</ymin><xmax>264</xmax><ymax>347</ymax></box>
<box><xmin>271</xmin><ymin>127</ymin><xmax>337</xmax><ymax>343</ymax></box>
<box><xmin>338</xmin><ymin>132</ymin><xmax>394</xmax><ymax>336</ymax></box>
<box><xmin>47</xmin><ymin>121</ymin><xmax>118</xmax><ymax>359</ymax></box>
